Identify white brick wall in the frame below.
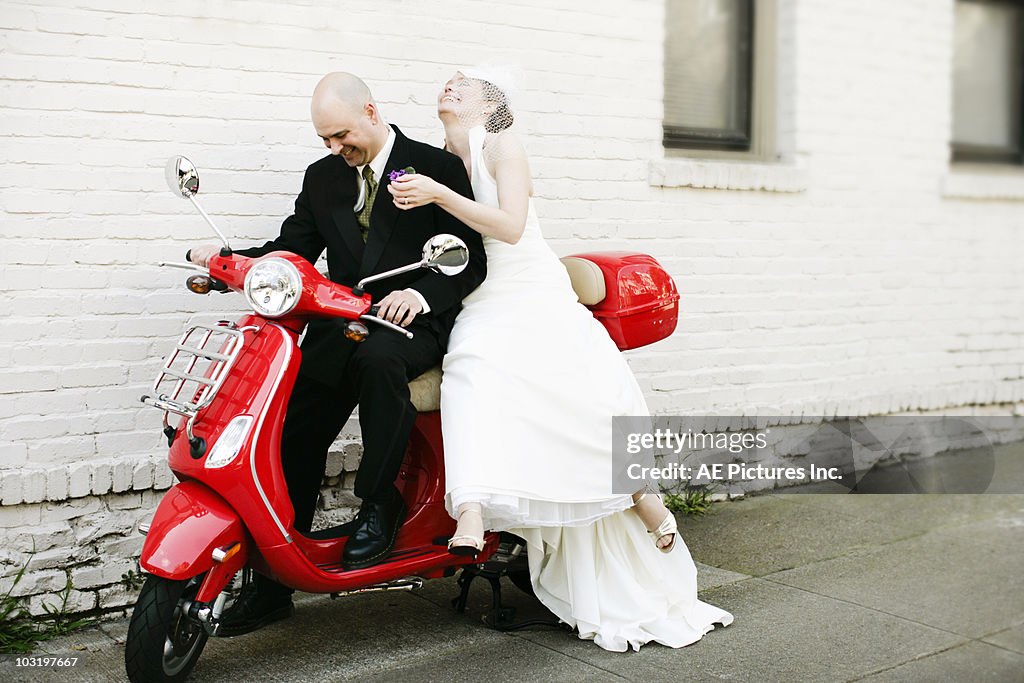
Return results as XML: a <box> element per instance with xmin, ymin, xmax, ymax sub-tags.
<box><xmin>1</xmin><ymin>0</ymin><xmax>1022</xmax><ymax>613</ymax></box>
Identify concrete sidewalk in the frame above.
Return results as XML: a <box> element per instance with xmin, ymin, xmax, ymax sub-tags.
<box><xmin>10</xmin><ymin>454</ymin><xmax>1024</xmax><ymax>682</ymax></box>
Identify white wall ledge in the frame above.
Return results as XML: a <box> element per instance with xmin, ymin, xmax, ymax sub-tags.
<box><xmin>943</xmin><ymin>165</ymin><xmax>1024</xmax><ymax>201</ymax></box>
<box><xmin>649</xmin><ymin>158</ymin><xmax>808</xmax><ymax>193</ymax></box>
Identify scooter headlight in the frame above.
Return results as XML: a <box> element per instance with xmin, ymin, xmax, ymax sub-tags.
<box><xmin>244</xmin><ymin>258</ymin><xmax>301</xmax><ymax>317</ymax></box>
<box><xmin>205</xmin><ymin>415</ymin><xmax>254</xmax><ymax>469</ymax></box>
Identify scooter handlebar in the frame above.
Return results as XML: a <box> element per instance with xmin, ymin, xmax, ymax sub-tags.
<box><xmin>360</xmin><ymin>313</ymin><xmax>414</xmax><ymax>339</ymax></box>
<box><xmin>180</xmin><ymin>250</ymin><xmax>378</xmax><ymax>323</ymax></box>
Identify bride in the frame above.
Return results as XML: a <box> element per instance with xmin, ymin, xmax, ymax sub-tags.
<box><xmin>387</xmin><ymin>65</ymin><xmax>733</xmax><ymax>652</ymax></box>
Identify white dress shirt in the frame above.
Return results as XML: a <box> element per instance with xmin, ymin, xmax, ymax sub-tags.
<box><xmin>355</xmin><ymin>124</ymin><xmax>430</xmax><ymax>314</ymax></box>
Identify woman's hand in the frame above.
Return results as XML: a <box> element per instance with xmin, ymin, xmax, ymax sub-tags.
<box><xmin>387</xmin><ymin>173</ymin><xmax>446</xmax><ymax>210</ymax></box>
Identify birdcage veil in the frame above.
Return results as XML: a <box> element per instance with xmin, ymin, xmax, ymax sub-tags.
<box><xmin>457</xmin><ymin>64</ymin><xmax>520</xmax><ymax>132</ymax></box>
<box><xmin>449</xmin><ymin>64</ymin><xmax>527</xmax><ymax>165</ymax></box>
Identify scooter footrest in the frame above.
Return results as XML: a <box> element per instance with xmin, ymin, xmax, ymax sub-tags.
<box><xmin>314</xmin><ymin>545</ymin><xmax>444</xmax><ymax>574</ymax></box>
<box><xmin>304</xmin><ymin>520</ymin><xmax>359</xmax><ymax>540</ymax></box>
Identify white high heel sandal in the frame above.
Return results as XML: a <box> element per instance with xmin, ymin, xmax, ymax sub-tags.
<box><xmin>447</xmin><ymin>503</ymin><xmax>484</xmax><ymax>558</ymax></box>
<box><xmin>633</xmin><ymin>492</ymin><xmax>678</xmax><ymax>553</ymax></box>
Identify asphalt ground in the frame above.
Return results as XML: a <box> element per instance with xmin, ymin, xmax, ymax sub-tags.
<box><xmin>8</xmin><ymin>442</ymin><xmax>1023</xmax><ymax>682</ymax></box>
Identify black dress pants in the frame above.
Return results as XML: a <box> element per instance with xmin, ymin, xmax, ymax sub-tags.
<box><xmin>279</xmin><ymin>323</ymin><xmax>443</xmax><ymax>535</ymax></box>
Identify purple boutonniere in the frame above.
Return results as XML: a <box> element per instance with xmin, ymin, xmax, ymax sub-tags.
<box><xmin>388</xmin><ymin>166</ymin><xmax>416</xmax><ymax>182</ymax></box>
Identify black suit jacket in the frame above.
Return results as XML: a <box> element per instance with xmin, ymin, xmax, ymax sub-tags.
<box><xmin>236</xmin><ymin>124</ymin><xmax>486</xmax><ymax>384</ymax></box>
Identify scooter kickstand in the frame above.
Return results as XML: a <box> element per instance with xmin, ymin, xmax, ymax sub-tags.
<box><xmin>480</xmin><ymin>574</ymin><xmax>517</xmax><ymax>630</ymax></box>
<box><xmin>451</xmin><ymin>565</ymin><xmax>570</xmax><ymax>633</ymax></box>
<box><xmin>450</xmin><ymin>566</ymin><xmax>477</xmax><ymax>613</ymax></box>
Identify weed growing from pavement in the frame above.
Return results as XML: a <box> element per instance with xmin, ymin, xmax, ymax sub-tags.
<box><xmin>663</xmin><ymin>483</ymin><xmax>716</xmax><ymax>516</ymax></box>
<box><xmin>1</xmin><ymin>559</ymin><xmax>96</xmax><ymax>654</ymax></box>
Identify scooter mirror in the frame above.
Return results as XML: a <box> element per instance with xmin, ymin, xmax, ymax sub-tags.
<box><xmin>353</xmin><ymin>235</ymin><xmax>470</xmax><ymax>295</ymax></box>
<box><xmin>165</xmin><ymin>155</ymin><xmax>200</xmax><ymax>199</ymax></box>
<box><xmin>422</xmin><ymin>234</ymin><xmax>469</xmax><ymax>276</ymax></box>
<box><xmin>163</xmin><ymin>156</ymin><xmax>232</xmax><ymax>250</ymax></box>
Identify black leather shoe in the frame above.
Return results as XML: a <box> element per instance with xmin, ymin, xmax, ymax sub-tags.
<box><xmin>217</xmin><ymin>579</ymin><xmax>294</xmax><ymax>637</ymax></box>
<box><xmin>342</xmin><ymin>492</ymin><xmax>407</xmax><ymax>569</ymax></box>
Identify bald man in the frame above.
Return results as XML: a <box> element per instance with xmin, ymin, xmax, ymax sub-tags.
<box><xmin>188</xmin><ymin>73</ymin><xmax>485</xmax><ymax>634</ymax></box>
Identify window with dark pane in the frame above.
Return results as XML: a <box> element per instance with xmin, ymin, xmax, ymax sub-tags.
<box><xmin>664</xmin><ymin>0</ymin><xmax>754</xmax><ymax>151</ymax></box>
<box><xmin>952</xmin><ymin>0</ymin><xmax>1024</xmax><ymax>164</ymax></box>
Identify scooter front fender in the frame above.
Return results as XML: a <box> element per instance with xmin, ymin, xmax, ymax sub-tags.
<box><xmin>140</xmin><ymin>480</ymin><xmax>248</xmax><ymax>582</ymax></box>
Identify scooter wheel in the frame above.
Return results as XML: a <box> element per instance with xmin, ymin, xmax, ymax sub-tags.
<box><xmin>125</xmin><ymin>574</ymin><xmax>209</xmax><ymax>683</ymax></box>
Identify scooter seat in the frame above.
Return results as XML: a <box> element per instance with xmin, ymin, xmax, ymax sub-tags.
<box><xmin>409</xmin><ymin>365</ymin><xmax>442</xmax><ymax>412</ymax></box>
<box><xmin>560</xmin><ymin>256</ymin><xmax>607</xmax><ymax>306</ymax></box>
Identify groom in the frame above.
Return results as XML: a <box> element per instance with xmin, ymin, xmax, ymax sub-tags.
<box><xmin>187</xmin><ymin>72</ymin><xmax>486</xmax><ymax>634</ymax></box>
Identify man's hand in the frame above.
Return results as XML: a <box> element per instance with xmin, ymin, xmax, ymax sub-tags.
<box><xmin>187</xmin><ymin>244</ymin><xmax>221</xmax><ymax>268</ymax></box>
<box><xmin>374</xmin><ymin>290</ymin><xmax>424</xmax><ymax>327</ymax></box>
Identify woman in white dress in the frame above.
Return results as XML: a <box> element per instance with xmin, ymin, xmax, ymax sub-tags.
<box><xmin>386</xmin><ymin>66</ymin><xmax>733</xmax><ymax>652</ymax></box>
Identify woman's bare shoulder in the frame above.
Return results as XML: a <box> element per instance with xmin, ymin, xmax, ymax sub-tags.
<box><xmin>482</xmin><ymin>129</ymin><xmax>527</xmax><ymax>161</ymax></box>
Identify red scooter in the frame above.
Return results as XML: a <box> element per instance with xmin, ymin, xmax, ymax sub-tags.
<box><xmin>126</xmin><ymin>156</ymin><xmax>680</xmax><ymax>683</ymax></box>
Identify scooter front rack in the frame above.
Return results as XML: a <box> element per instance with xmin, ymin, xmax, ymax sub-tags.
<box><xmin>140</xmin><ymin>323</ymin><xmax>246</xmax><ymax>439</ymax></box>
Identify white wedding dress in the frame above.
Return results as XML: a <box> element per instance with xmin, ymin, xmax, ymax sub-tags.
<box><xmin>440</xmin><ymin>125</ymin><xmax>733</xmax><ymax>651</ymax></box>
